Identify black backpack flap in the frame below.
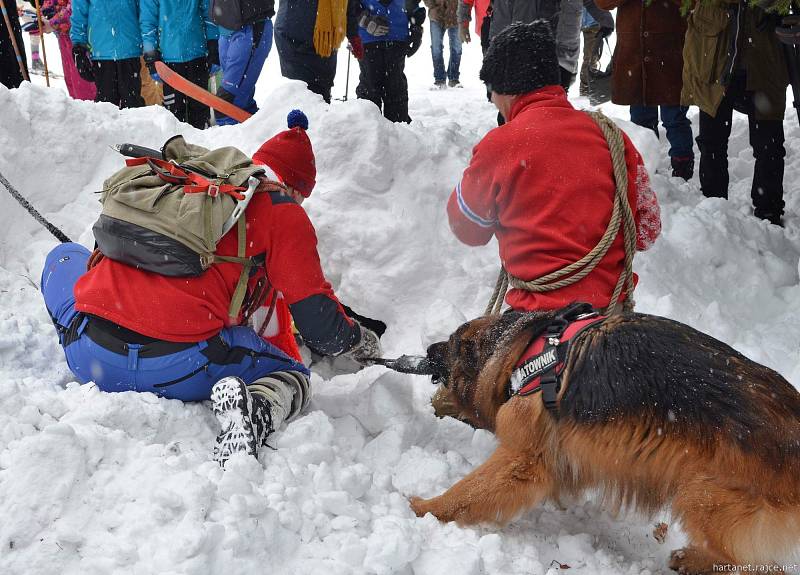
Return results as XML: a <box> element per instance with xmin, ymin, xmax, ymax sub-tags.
<box><xmin>209</xmin><ymin>0</ymin><xmax>275</xmax><ymax>30</ymax></box>
<box><xmin>93</xmin><ymin>215</ymin><xmax>206</xmax><ymax>277</ymax></box>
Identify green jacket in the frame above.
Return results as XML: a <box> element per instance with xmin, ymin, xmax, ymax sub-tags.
<box><xmin>681</xmin><ymin>0</ymin><xmax>789</xmax><ymax>120</ymax></box>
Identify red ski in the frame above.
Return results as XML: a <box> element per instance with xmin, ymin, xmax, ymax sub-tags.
<box><xmin>154</xmin><ymin>61</ymin><xmax>252</xmax><ymax>124</ymax></box>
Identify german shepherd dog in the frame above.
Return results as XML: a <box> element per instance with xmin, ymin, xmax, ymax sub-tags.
<box><xmin>410</xmin><ymin>308</ymin><xmax>800</xmax><ymax>574</ymax></box>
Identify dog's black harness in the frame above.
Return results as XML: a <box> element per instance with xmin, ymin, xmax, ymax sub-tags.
<box><xmin>507</xmin><ymin>303</ymin><xmax>607</xmax><ymax>412</ymax></box>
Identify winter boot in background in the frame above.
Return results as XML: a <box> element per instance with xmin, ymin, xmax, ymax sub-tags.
<box><xmin>671</xmin><ymin>156</ymin><xmax>694</xmax><ymax>181</ymax></box>
<box><xmin>212</xmin><ymin>370</ymin><xmax>310</xmax><ymax>465</ymax></box>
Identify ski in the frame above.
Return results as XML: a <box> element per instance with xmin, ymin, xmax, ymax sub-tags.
<box><xmin>154</xmin><ymin>61</ymin><xmax>251</xmax><ymax>123</ymax></box>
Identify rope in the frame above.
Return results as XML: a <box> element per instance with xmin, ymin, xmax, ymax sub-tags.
<box><xmin>484</xmin><ymin>111</ymin><xmax>637</xmax><ymax>316</ymax></box>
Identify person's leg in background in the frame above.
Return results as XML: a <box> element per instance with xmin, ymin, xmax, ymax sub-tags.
<box><xmin>696</xmin><ymin>77</ymin><xmax>737</xmax><ymax>200</ymax></box>
<box><xmin>446</xmin><ymin>25</ymin><xmax>462</xmax><ymax>87</ymax></box>
<box><xmin>356</xmin><ymin>42</ymin><xmax>386</xmax><ymax>112</ymax></box>
<box><xmin>217</xmin><ymin>20</ymin><xmax>273</xmax><ymax>124</ymax></box>
<box><xmin>630</xmin><ymin>105</ymin><xmax>659</xmax><ymax>137</ymax></box>
<box><xmin>659</xmin><ymin>105</ymin><xmax>694</xmax><ymax>180</ymax></box>
<box><xmin>579</xmin><ymin>24</ymin><xmax>601</xmax><ymax>96</ymax></box>
<box><xmin>116</xmin><ymin>57</ymin><xmax>145</xmax><ymax>108</ymax></box>
<box><xmin>92</xmin><ymin>59</ymin><xmax>120</xmax><ymax>105</ymax></box>
<box><xmin>748</xmin><ymin>111</ymin><xmax>785</xmax><ymax>225</ymax></box>
<box><xmin>164</xmin><ymin>57</ymin><xmax>209</xmax><ymax>128</ymax></box>
<box><xmin>429</xmin><ymin>19</ymin><xmax>446</xmax><ymax>88</ymax></box>
<box><xmin>382</xmin><ymin>41</ymin><xmax>410</xmax><ymax>123</ymax></box>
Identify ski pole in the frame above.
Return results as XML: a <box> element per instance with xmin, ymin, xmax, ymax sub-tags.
<box><xmin>0</xmin><ymin>0</ymin><xmax>30</xmax><ymax>82</ymax></box>
<box><xmin>344</xmin><ymin>48</ymin><xmax>351</xmax><ymax>102</ymax></box>
<box><xmin>0</xmin><ymin>169</ymin><xmax>72</xmax><ymax>243</ymax></box>
<box><xmin>33</xmin><ymin>0</ymin><xmax>49</xmax><ymax>86</ymax></box>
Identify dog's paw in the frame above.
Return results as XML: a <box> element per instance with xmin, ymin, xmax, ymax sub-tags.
<box><xmin>668</xmin><ymin>547</ymin><xmax>717</xmax><ymax>574</ymax></box>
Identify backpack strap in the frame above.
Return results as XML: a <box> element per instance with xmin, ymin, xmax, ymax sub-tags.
<box><xmin>212</xmin><ymin>216</ymin><xmax>254</xmax><ymax>323</ymax></box>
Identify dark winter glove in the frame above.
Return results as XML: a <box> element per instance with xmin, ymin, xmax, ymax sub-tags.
<box><xmin>143</xmin><ymin>50</ymin><xmax>162</xmax><ymax>82</ymax></box>
<box><xmin>41</xmin><ymin>5</ymin><xmax>56</xmax><ymax>19</ymax></box>
<box><xmin>72</xmin><ymin>43</ymin><xmax>94</xmax><ymax>82</ymax></box>
<box><xmin>206</xmin><ymin>39</ymin><xmax>220</xmax><ymax>74</ymax></box>
<box><xmin>344</xmin><ymin>324</ymin><xmax>383</xmax><ymax>366</ymax></box>
<box><xmin>458</xmin><ymin>22</ymin><xmax>471</xmax><ymax>43</ymax></box>
<box><xmin>406</xmin><ymin>6</ymin><xmax>426</xmax><ymax>57</ymax></box>
<box><xmin>348</xmin><ymin>35</ymin><xmax>365</xmax><ymax>59</ymax></box>
<box><xmin>358</xmin><ymin>10</ymin><xmax>390</xmax><ymax>36</ymax></box>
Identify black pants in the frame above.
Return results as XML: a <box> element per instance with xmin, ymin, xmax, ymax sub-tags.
<box><xmin>0</xmin><ymin>0</ymin><xmax>26</xmax><ymax>89</ymax></box>
<box><xmin>697</xmin><ymin>73</ymin><xmax>785</xmax><ymax>219</ymax></box>
<box><xmin>356</xmin><ymin>41</ymin><xmax>410</xmax><ymax>123</ymax></box>
<box><xmin>275</xmin><ymin>32</ymin><xmax>337</xmax><ymax>103</ymax></box>
<box><xmin>93</xmin><ymin>57</ymin><xmax>144</xmax><ymax>109</ymax></box>
<box><xmin>163</xmin><ymin>57</ymin><xmax>210</xmax><ymax>129</ymax></box>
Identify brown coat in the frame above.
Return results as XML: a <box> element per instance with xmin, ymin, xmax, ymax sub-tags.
<box><xmin>423</xmin><ymin>0</ymin><xmax>459</xmax><ymax>29</ymax></box>
<box><xmin>596</xmin><ymin>0</ymin><xmax>687</xmax><ymax>106</ymax></box>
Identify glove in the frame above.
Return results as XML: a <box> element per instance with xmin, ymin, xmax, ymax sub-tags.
<box><xmin>72</xmin><ymin>43</ymin><xmax>94</xmax><ymax>82</ymax></box>
<box><xmin>41</xmin><ymin>5</ymin><xmax>56</xmax><ymax>19</ymax></box>
<box><xmin>358</xmin><ymin>10</ymin><xmax>390</xmax><ymax>36</ymax></box>
<box><xmin>406</xmin><ymin>6</ymin><xmax>426</xmax><ymax>57</ymax></box>
<box><xmin>348</xmin><ymin>35</ymin><xmax>364</xmax><ymax>59</ymax></box>
<box><xmin>344</xmin><ymin>325</ymin><xmax>383</xmax><ymax>366</ymax></box>
<box><xmin>206</xmin><ymin>39</ymin><xmax>220</xmax><ymax>74</ymax></box>
<box><xmin>143</xmin><ymin>50</ymin><xmax>162</xmax><ymax>82</ymax></box>
<box><xmin>458</xmin><ymin>23</ymin><xmax>471</xmax><ymax>43</ymax></box>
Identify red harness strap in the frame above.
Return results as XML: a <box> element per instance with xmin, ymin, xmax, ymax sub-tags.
<box><xmin>125</xmin><ymin>157</ymin><xmax>246</xmax><ymax>200</ymax></box>
<box><xmin>510</xmin><ymin>314</ymin><xmax>607</xmax><ymax>400</ymax></box>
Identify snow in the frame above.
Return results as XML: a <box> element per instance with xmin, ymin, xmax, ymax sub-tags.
<box><xmin>2</xmin><ymin>24</ymin><xmax>800</xmax><ymax>575</ymax></box>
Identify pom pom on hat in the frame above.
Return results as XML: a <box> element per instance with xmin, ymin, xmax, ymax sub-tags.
<box><xmin>287</xmin><ymin>109</ymin><xmax>309</xmax><ymax>131</ymax></box>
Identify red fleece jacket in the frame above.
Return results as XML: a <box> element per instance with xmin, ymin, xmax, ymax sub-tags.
<box><xmin>446</xmin><ymin>86</ymin><xmax>661</xmax><ymax>312</ymax></box>
<box><xmin>75</xmin><ymin>191</ymin><xmax>353</xmax><ymax>343</ymax></box>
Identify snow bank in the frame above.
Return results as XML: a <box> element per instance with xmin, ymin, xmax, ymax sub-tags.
<box><xmin>2</xmin><ymin>36</ymin><xmax>800</xmax><ymax>575</ymax></box>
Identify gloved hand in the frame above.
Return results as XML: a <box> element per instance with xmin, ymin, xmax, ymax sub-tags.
<box><xmin>344</xmin><ymin>324</ymin><xmax>383</xmax><ymax>366</ymax></box>
<box><xmin>206</xmin><ymin>39</ymin><xmax>220</xmax><ymax>74</ymax></box>
<box><xmin>41</xmin><ymin>5</ymin><xmax>56</xmax><ymax>19</ymax></box>
<box><xmin>72</xmin><ymin>43</ymin><xmax>94</xmax><ymax>82</ymax></box>
<box><xmin>406</xmin><ymin>6</ymin><xmax>426</xmax><ymax>57</ymax></box>
<box><xmin>459</xmin><ymin>23</ymin><xmax>471</xmax><ymax>43</ymax></box>
<box><xmin>348</xmin><ymin>35</ymin><xmax>364</xmax><ymax>59</ymax></box>
<box><xmin>358</xmin><ymin>10</ymin><xmax>390</xmax><ymax>36</ymax></box>
<box><xmin>143</xmin><ymin>50</ymin><xmax>162</xmax><ymax>82</ymax></box>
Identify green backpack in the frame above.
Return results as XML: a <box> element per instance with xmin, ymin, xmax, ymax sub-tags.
<box><xmin>93</xmin><ymin>135</ymin><xmax>267</xmax><ymax>321</ymax></box>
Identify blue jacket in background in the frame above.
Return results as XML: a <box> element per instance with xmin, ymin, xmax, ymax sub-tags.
<box><xmin>139</xmin><ymin>0</ymin><xmax>218</xmax><ymax>63</ymax></box>
<box><xmin>358</xmin><ymin>0</ymin><xmax>410</xmax><ymax>44</ymax></box>
<box><xmin>70</xmin><ymin>0</ymin><xmax>143</xmax><ymax>60</ymax></box>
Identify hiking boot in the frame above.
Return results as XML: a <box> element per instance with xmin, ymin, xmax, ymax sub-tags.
<box><xmin>448</xmin><ymin>80</ymin><xmax>463</xmax><ymax>88</ymax></box>
<box><xmin>431</xmin><ymin>81</ymin><xmax>447</xmax><ymax>90</ymax></box>
<box><xmin>671</xmin><ymin>156</ymin><xmax>694</xmax><ymax>181</ymax></box>
<box><xmin>211</xmin><ymin>376</ymin><xmax>274</xmax><ymax>465</ymax></box>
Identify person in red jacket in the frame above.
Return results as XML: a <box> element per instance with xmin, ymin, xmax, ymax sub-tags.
<box><xmin>447</xmin><ymin>21</ymin><xmax>661</xmax><ymax>314</ymax></box>
<box><xmin>40</xmin><ymin>111</ymin><xmax>381</xmax><ymax>465</ymax></box>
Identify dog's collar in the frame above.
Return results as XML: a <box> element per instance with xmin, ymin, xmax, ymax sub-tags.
<box><xmin>507</xmin><ymin>308</ymin><xmax>606</xmax><ymax>411</ymax></box>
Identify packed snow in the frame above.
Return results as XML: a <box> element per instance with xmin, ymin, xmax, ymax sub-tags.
<box><xmin>2</xmin><ymin>28</ymin><xmax>800</xmax><ymax>575</ymax></box>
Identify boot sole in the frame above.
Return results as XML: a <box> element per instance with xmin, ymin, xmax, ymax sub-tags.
<box><xmin>211</xmin><ymin>377</ymin><xmax>257</xmax><ymax>465</ymax></box>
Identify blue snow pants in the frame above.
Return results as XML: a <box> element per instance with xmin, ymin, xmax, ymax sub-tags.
<box><xmin>217</xmin><ymin>19</ymin><xmax>273</xmax><ymax>124</ymax></box>
<box><xmin>40</xmin><ymin>243</ymin><xmax>309</xmax><ymax>401</ymax></box>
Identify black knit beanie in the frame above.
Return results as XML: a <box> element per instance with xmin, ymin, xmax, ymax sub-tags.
<box><xmin>480</xmin><ymin>20</ymin><xmax>560</xmax><ymax>95</ymax></box>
